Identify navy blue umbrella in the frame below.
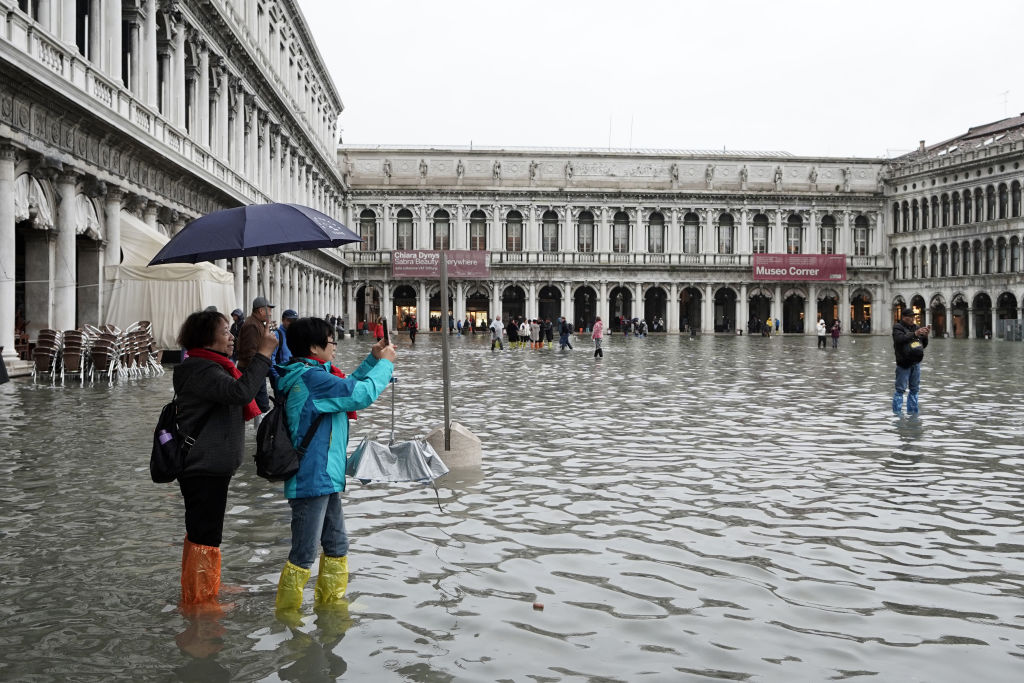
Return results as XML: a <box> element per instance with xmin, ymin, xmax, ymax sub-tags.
<box><xmin>148</xmin><ymin>203</ymin><xmax>362</xmax><ymax>265</ymax></box>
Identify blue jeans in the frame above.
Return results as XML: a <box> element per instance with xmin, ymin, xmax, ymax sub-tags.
<box><xmin>893</xmin><ymin>364</ymin><xmax>921</xmax><ymax>414</ymax></box>
<box><xmin>287</xmin><ymin>493</ymin><xmax>348</xmax><ymax>569</ymax></box>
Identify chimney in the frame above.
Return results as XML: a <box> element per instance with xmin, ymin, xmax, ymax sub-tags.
<box><xmin>918</xmin><ymin>140</ymin><xmax>926</xmax><ymax>153</ymax></box>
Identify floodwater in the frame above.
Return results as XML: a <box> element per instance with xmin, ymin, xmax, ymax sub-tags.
<box><xmin>1</xmin><ymin>332</ymin><xmax>1022</xmax><ymax>682</ymax></box>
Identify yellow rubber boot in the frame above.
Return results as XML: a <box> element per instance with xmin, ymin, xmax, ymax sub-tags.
<box><xmin>275</xmin><ymin>561</ymin><xmax>311</xmax><ymax>611</ymax></box>
<box><xmin>314</xmin><ymin>554</ymin><xmax>349</xmax><ymax>605</ymax></box>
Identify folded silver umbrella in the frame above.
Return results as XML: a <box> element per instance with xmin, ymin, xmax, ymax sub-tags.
<box><xmin>346</xmin><ymin>378</ymin><xmax>449</xmax><ymax>509</ymax></box>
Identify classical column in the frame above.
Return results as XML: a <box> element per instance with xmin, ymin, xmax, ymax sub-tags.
<box><xmin>232</xmin><ymin>85</ymin><xmax>245</xmax><ymax>171</ymax></box>
<box><xmin>172</xmin><ymin>16</ymin><xmax>186</xmax><ymax>127</ymax></box>
<box><xmin>703</xmin><ymin>284</ymin><xmax>714</xmax><ymax>334</ymax></box>
<box><xmin>773</xmin><ymin>284</ymin><xmax>783</xmax><ymax>328</ymax></box>
<box><xmin>106</xmin><ymin>0</ymin><xmax>122</xmax><ymax>80</ymax></box>
<box><xmin>272</xmin><ymin>258</ymin><xmax>282</xmax><ymax>314</ymax></box>
<box><xmin>197</xmin><ymin>43</ymin><xmax>210</xmax><ymax>147</ymax></box>
<box><xmin>144</xmin><ymin>200</ymin><xmax>159</xmax><ymax>229</ymax></box>
<box><xmin>88</xmin><ymin>0</ymin><xmax>102</xmax><ymax>65</ymax></box>
<box><xmin>418</xmin><ymin>204</ymin><xmax>428</xmax><ymax>250</ymax></box>
<box><xmin>562</xmin><ymin>205</ymin><xmax>572</xmax><ymax>253</ymax></box>
<box><xmin>667</xmin><ymin>281</ymin><xmax>678</xmax><ymax>332</ymax></box>
<box><xmin>526</xmin><ymin>205</ymin><xmax>537</xmax><ymax>252</ymax></box>
<box><xmin>54</xmin><ymin>171</ymin><xmax>78</xmax><ymax>331</ymax></box>
<box><xmin>842</xmin><ymin>211</ymin><xmax>853</xmax><ymax>255</ymax></box>
<box><xmin>738</xmin><ymin>284</ymin><xmax>748</xmax><ymax>333</ymax></box>
<box><xmin>738</xmin><ymin>208</ymin><xmax>749</xmax><ymax>254</ymax></box>
<box><xmin>306</xmin><ymin>271</ymin><xmax>314</xmax><ymax>316</ymax></box>
<box><xmin>261</xmin><ymin>258</ymin><xmax>271</xmax><ymax>305</ymax></box>
<box><xmin>527</xmin><ymin>281</ymin><xmax>537</xmax><ymax>321</ymax></box>
<box><xmin>702</xmin><ymin>210</ymin><xmax>713</xmax><ymax>255</ymax></box>
<box><xmin>807</xmin><ymin>283</ymin><xmax>818</xmax><ymax>333</ymax></box>
<box><xmin>598</xmin><ymin>281</ymin><xmax>609</xmax><ymax>328</ymax></box>
<box><xmin>599</xmin><ymin>207</ymin><xmax>609</xmax><ymax>253</ymax></box>
<box><xmin>61</xmin><ymin>0</ymin><xmax>76</xmax><ymax>45</ymax></box>
<box><xmin>807</xmin><ymin>210</ymin><xmax>818</xmax><ymax>254</ymax></box>
<box><xmin>453</xmin><ymin>281</ymin><xmax>464</xmax><ymax>323</ymax></box>
<box><xmin>633</xmin><ymin>283</ymin><xmax>643</xmax><ymax>323</ymax></box>
<box><xmin>144</xmin><ymin>0</ymin><xmax>157</xmax><ymax>106</ymax></box>
<box><xmin>0</xmin><ymin>143</ymin><xmax>16</xmax><ymax>360</ymax></box>
<box><xmin>103</xmin><ymin>188</ymin><xmax>123</xmax><ymax>318</ymax></box>
<box><xmin>841</xmin><ymin>283</ymin><xmax>851</xmax><ymax>330</ymax></box>
<box><xmin>127</xmin><ymin>16</ymin><xmax>141</xmax><ymax>95</ymax></box>
<box><xmin>418</xmin><ymin>281</ymin><xmax>429</xmax><ymax>325</ymax></box>
<box><xmin>668</xmin><ymin>208</ymin><xmax>679</xmax><ymax>254</ymax></box>
<box><xmin>773</xmin><ymin>210</ymin><xmax>785</xmax><ymax>253</ymax></box>
<box><xmin>490</xmin><ymin>281</ymin><xmax>501</xmax><ymax>319</ymax></box>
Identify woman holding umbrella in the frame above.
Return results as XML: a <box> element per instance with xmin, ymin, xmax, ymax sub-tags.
<box><xmin>274</xmin><ymin>318</ymin><xmax>396</xmax><ymax>613</ymax></box>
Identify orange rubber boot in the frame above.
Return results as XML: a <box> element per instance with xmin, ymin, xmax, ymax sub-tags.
<box><xmin>180</xmin><ymin>537</ymin><xmax>222</xmax><ymax>606</ymax></box>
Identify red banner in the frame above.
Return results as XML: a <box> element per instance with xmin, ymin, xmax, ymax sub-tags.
<box><xmin>752</xmin><ymin>254</ymin><xmax>847</xmax><ymax>281</ymax></box>
<box><xmin>392</xmin><ymin>250</ymin><xmax>490</xmax><ymax>279</ymax></box>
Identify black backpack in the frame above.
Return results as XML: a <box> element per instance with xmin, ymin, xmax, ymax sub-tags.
<box><xmin>150</xmin><ymin>400</ymin><xmax>213</xmax><ymax>483</ymax></box>
<box><xmin>254</xmin><ymin>394</ymin><xmax>326</xmax><ymax>482</ymax></box>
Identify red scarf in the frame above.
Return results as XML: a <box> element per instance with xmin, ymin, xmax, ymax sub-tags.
<box><xmin>299</xmin><ymin>357</ymin><xmax>357</xmax><ymax>420</ymax></box>
<box><xmin>187</xmin><ymin>348</ymin><xmax>262</xmax><ymax>421</ymax></box>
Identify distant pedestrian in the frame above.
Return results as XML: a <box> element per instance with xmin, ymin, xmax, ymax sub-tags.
<box><xmin>543</xmin><ymin>318</ymin><xmax>554</xmax><ymax>347</ymax></box>
<box><xmin>489</xmin><ymin>315</ymin><xmax>504</xmax><ymax>350</ymax></box>
<box><xmin>559</xmin><ymin>317</ymin><xmax>574</xmax><ymax>350</ymax></box>
<box><xmin>831</xmin><ymin>321</ymin><xmax>841</xmax><ymax>348</ymax></box>
<box><xmin>774</xmin><ymin>317</ymin><xmax>780</xmax><ymax>334</ymax></box>
<box><xmin>592</xmin><ymin>316</ymin><xmax>604</xmax><ymax>358</ymax></box>
<box><xmin>518</xmin><ymin>319</ymin><xmax>529</xmax><ymax>349</ymax></box>
<box><xmin>892</xmin><ymin>308</ymin><xmax>930</xmax><ymax>415</ymax></box>
<box><xmin>408</xmin><ymin>315</ymin><xmax>418</xmax><ymax>345</ymax></box>
<box><xmin>373</xmin><ymin>318</ymin><xmax>384</xmax><ymax>341</ymax></box>
<box><xmin>816</xmin><ymin>319</ymin><xmax>827</xmax><ymax>349</ymax></box>
<box><xmin>530</xmin><ymin>319</ymin><xmax>541</xmax><ymax>349</ymax></box>
<box><xmin>507</xmin><ymin>318</ymin><xmax>519</xmax><ymax>348</ymax></box>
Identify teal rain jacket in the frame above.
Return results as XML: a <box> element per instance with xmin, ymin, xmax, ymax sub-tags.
<box><xmin>275</xmin><ymin>353</ymin><xmax>393</xmax><ymax>499</ymax></box>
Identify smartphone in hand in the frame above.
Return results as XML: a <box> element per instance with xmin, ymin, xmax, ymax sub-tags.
<box><xmin>382</xmin><ymin>319</ymin><xmax>390</xmax><ymax>345</ymax></box>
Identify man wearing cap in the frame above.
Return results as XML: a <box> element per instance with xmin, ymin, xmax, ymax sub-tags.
<box><xmin>892</xmin><ymin>307</ymin><xmax>930</xmax><ymax>415</ymax></box>
<box><xmin>237</xmin><ymin>296</ymin><xmax>275</xmax><ymax>413</ymax></box>
<box><xmin>270</xmin><ymin>309</ymin><xmax>298</xmax><ymax>396</ymax></box>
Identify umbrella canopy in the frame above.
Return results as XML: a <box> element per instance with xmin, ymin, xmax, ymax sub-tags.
<box><xmin>347</xmin><ymin>437</ymin><xmax>450</xmax><ymax>485</ymax></box>
<box><xmin>148</xmin><ymin>203</ymin><xmax>362</xmax><ymax>265</ymax></box>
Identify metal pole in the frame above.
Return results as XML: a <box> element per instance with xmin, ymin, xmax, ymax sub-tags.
<box><xmin>439</xmin><ymin>250</ymin><xmax>451</xmax><ymax>450</ymax></box>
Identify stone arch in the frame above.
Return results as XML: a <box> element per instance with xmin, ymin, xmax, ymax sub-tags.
<box><xmin>644</xmin><ymin>285</ymin><xmax>667</xmax><ymax>328</ymax></box>
<box><xmin>573</xmin><ymin>284</ymin><xmax>598</xmax><ymax>330</ymax></box>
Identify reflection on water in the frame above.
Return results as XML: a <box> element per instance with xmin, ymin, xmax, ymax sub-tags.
<box><xmin>1</xmin><ymin>333</ymin><xmax>1022</xmax><ymax>681</ymax></box>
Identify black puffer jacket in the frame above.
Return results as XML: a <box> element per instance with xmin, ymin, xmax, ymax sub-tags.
<box><xmin>892</xmin><ymin>321</ymin><xmax>928</xmax><ymax>368</ymax></box>
<box><xmin>172</xmin><ymin>353</ymin><xmax>270</xmax><ymax>477</ymax></box>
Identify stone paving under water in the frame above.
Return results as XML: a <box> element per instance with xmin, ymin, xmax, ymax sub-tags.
<box><xmin>0</xmin><ymin>332</ymin><xmax>1022</xmax><ymax>681</ymax></box>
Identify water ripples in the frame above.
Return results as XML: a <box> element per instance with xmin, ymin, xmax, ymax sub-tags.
<box><xmin>0</xmin><ymin>333</ymin><xmax>1022</xmax><ymax>681</ymax></box>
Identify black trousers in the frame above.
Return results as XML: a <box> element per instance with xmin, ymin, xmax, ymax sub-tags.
<box><xmin>179</xmin><ymin>475</ymin><xmax>232</xmax><ymax>547</ymax></box>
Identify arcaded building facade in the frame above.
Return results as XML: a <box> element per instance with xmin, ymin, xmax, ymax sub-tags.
<box><xmin>0</xmin><ymin>0</ymin><xmax>347</xmax><ymax>361</ymax></box>
<box><xmin>339</xmin><ymin>147</ymin><xmax>890</xmax><ymax>335</ymax></box>
<box><xmin>886</xmin><ymin>116</ymin><xmax>1024</xmax><ymax>339</ymax></box>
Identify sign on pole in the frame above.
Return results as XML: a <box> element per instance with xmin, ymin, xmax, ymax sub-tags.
<box><xmin>392</xmin><ymin>250</ymin><xmax>490</xmax><ymax>279</ymax></box>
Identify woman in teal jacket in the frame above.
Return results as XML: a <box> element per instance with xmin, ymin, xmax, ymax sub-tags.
<box><xmin>274</xmin><ymin>317</ymin><xmax>396</xmax><ymax>612</ymax></box>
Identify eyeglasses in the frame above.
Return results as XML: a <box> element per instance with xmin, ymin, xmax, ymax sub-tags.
<box><xmin>326</xmin><ymin>340</ymin><xmax>337</xmax><ymax>346</ymax></box>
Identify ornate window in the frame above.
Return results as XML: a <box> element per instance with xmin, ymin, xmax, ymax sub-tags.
<box><xmin>469</xmin><ymin>210</ymin><xmax>487</xmax><ymax>251</ymax></box>
<box><xmin>577</xmin><ymin>211</ymin><xmax>594</xmax><ymax>252</ymax></box>
<box><xmin>854</xmin><ymin>216</ymin><xmax>869</xmax><ymax>256</ymax></box>
<box><xmin>505</xmin><ymin>210</ymin><xmax>523</xmax><ymax>252</ymax></box>
<box><xmin>1011</xmin><ymin>237</ymin><xmax>1021</xmax><ymax>273</ymax></box>
<box><xmin>612</xmin><ymin>211</ymin><xmax>630</xmax><ymax>253</ymax></box>
<box><xmin>950</xmin><ymin>242</ymin><xmax>960</xmax><ymax>276</ymax></box>
<box><xmin>682</xmin><ymin>212</ymin><xmax>700</xmax><ymax>254</ymax></box>
<box><xmin>786</xmin><ymin>214</ymin><xmax>802</xmax><ymax>254</ymax></box>
<box><xmin>751</xmin><ymin>214</ymin><xmax>769</xmax><ymax>254</ymax></box>
<box><xmin>717</xmin><ymin>213</ymin><xmax>734</xmax><ymax>254</ymax></box>
<box><xmin>541</xmin><ymin>210</ymin><xmax>559</xmax><ymax>252</ymax></box>
<box><xmin>358</xmin><ymin>209</ymin><xmax>377</xmax><ymax>251</ymax></box>
<box><xmin>395</xmin><ymin>209</ymin><xmax>413</xmax><ymax>250</ymax></box>
<box><xmin>819</xmin><ymin>215</ymin><xmax>836</xmax><ymax>254</ymax></box>
<box><xmin>432</xmin><ymin>209</ymin><xmax>450</xmax><ymax>250</ymax></box>
<box><xmin>648</xmin><ymin>212</ymin><xmax>665</xmax><ymax>253</ymax></box>
<box><xmin>911</xmin><ymin>247</ymin><xmax>918</xmax><ymax>278</ymax></box>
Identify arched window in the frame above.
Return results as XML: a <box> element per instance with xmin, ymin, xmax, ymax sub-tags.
<box><xmin>962</xmin><ymin>190</ymin><xmax>972</xmax><ymax>223</ymax></box>
<box><xmin>505</xmin><ymin>210</ymin><xmax>523</xmax><ymax>252</ymax></box>
<box><xmin>921</xmin><ymin>198</ymin><xmax>929</xmax><ymax>229</ymax></box>
<box><xmin>786</xmin><ymin>214</ymin><xmax>802</xmax><ymax>254</ymax></box>
<box><xmin>900</xmin><ymin>248</ymin><xmax>908</xmax><ymax>280</ymax></box>
<box><xmin>395</xmin><ymin>209</ymin><xmax>414</xmax><ymax>250</ymax></box>
<box><xmin>998</xmin><ymin>184</ymin><xmax>1008</xmax><ymax>219</ymax></box>
<box><xmin>612</xmin><ymin>211</ymin><xmax>630</xmax><ymax>253</ymax></box>
<box><xmin>950</xmin><ymin>242</ymin><xmax>960</xmax><ymax>276</ymax></box>
<box><xmin>432</xmin><ymin>209</ymin><xmax>450</xmax><ymax>250</ymax></box>
<box><xmin>941</xmin><ymin>194</ymin><xmax>950</xmax><ymax>227</ymax></box>
<box><xmin>648</xmin><ymin>212</ymin><xmax>665</xmax><ymax>253</ymax></box>
<box><xmin>577</xmin><ymin>211</ymin><xmax>594</xmax><ymax>252</ymax></box>
<box><xmin>1013</xmin><ymin>181</ymin><xmax>1022</xmax><ymax>217</ymax></box>
<box><xmin>929</xmin><ymin>245</ymin><xmax>938</xmax><ymax>277</ymax></box>
<box><xmin>541</xmin><ymin>210</ymin><xmax>559</xmax><ymax>252</ymax></box>
<box><xmin>986</xmin><ymin>186</ymin><xmax>996</xmax><ymax>220</ymax></box>
<box><xmin>854</xmin><ymin>215</ymin><xmax>869</xmax><ymax>256</ymax></box>
<box><xmin>940</xmin><ymin>244</ymin><xmax>948</xmax><ymax>277</ymax></box>
<box><xmin>997</xmin><ymin>238</ymin><xmax>1007</xmax><ymax>273</ymax></box>
<box><xmin>911</xmin><ymin>200</ymin><xmax>919</xmax><ymax>230</ymax></box>
<box><xmin>751</xmin><ymin>213</ymin><xmax>769</xmax><ymax>253</ymax></box>
<box><xmin>952</xmin><ymin>192</ymin><xmax>961</xmax><ymax>225</ymax></box>
<box><xmin>717</xmin><ymin>213</ymin><xmax>734</xmax><ymax>254</ymax></box>
<box><xmin>911</xmin><ymin>247</ymin><xmax>918</xmax><ymax>278</ymax></box>
<box><xmin>984</xmin><ymin>239</ymin><xmax>994</xmax><ymax>274</ymax></box>
<box><xmin>891</xmin><ymin>248</ymin><xmax>899</xmax><ymax>280</ymax></box>
<box><xmin>469</xmin><ymin>210</ymin><xmax>487</xmax><ymax>251</ymax></box>
<box><xmin>1011</xmin><ymin>237</ymin><xmax>1021</xmax><ymax>273</ymax></box>
<box><xmin>901</xmin><ymin>201</ymin><xmax>910</xmax><ymax>232</ymax></box>
<box><xmin>892</xmin><ymin>204</ymin><xmax>900</xmax><ymax>233</ymax></box>
<box><xmin>358</xmin><ymin>209</ymin><xmax>377</xmax><ymax>251</ymax></box>
<box><xmin>973</xmin><ymin>239</ymin><xmax>982</xmax><ymax>274</ymax></box>
<box><xmin>974</xmin><ymin>188</ymin><xmax>984</xmax><ymax>222</ymax></box>
<box><xmin>930</xmin><ymin>196</ymin><xmax>939</xmax><ymax>228</ymax></box>
<box><xmin>819</xmin><ymin>215</ymin><xmax>837</xmax><ymax>254</ymax></box>
<box><xmin>682</xmin><ymin>212</ymin><xmax>700</xmax><ymax>253</ymax></box>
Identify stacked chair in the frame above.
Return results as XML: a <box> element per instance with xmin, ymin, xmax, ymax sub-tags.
<box><xmin>31</xmin><ymin>329</ymin><xmax>62</xmax><ymax>384</ymax></box>
<box><xmin>89</xmin><ymin>331</ymin><xmax>121</xmax><ymax>386</ymax></box>
<box><xmin>60</xmin><ymin>330</ymin><xmax>88</xmax><ymax>385</ymax></box>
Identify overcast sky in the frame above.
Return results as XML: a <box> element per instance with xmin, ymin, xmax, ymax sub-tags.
<box><xmin>299</xmin><ymin>0</ymin><xmax>1023</xmax><ymax>159</ymax></box>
